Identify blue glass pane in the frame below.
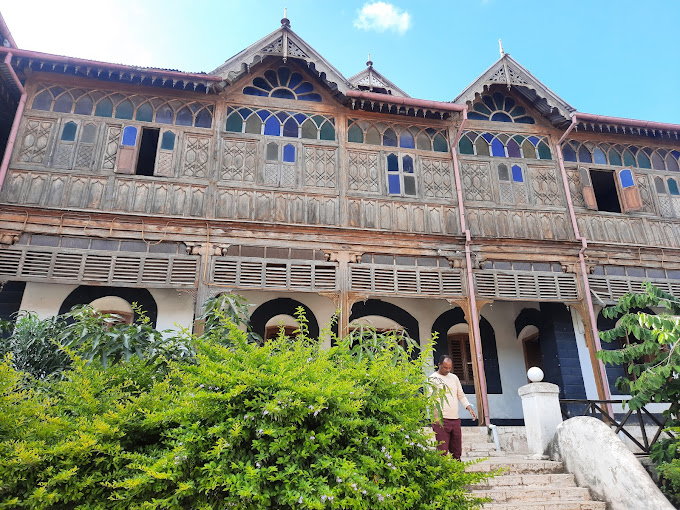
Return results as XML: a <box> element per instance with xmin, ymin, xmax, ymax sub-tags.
<box><xmin>272</xmin><ymin>88</ymin><xmax>296</xmax><ymax>99</ymax></box>
<box><xmin>400</xmin><ymin>131</ymin><xmax>415</xmax><ymax>148</ymax></box>
<box><xmin>492</xmin><ymin>92</ymin><xmax>505</xmax><ymax>110</ymax></box>
<box><xmin>593</xmin><ymin>147</ymin><xmax>607</xmax><ymax>164</ymax></box>
<box><xmin>562</xmin><ymin>144</ymin><xmax>577</xmax><ymax>162</ymax></box>
<box><xmin>257</xmin><ymin>110</ymin><xmax>270</xmax><ymax>121</ymax></box>
<box><xmin>94</xmin><ymin>98</ymin><xmax>113</xmax><ymax>117</ymax></box>
<box><xmin>387</xmin><ymin>153</ymin><xmax>399</xmax><ymax>171</ymax></box>
<box><xmin>288</xmin><ymin>73</ymin><xmax>303</xmax><ymax>89</ymax></box>
<box><xmin>238</xmin><ymin>108</ymin><xmax>252</xmax><ymax>118</ymax></box>
<box><xmin>264</xmin><ymin>116</ymin><xmax>281</xmax><ymax>136</ymax></box>
<box><xmin>243</xmin><ymin>86</ymin><xmax>268</xmax><ymax>96</ymax></box>
<box><xmin>528</xmin><ymin>136</ymin><xmax>539</xmax><ymax>146</ymax></box>
<box><xmin>482</xmin><ymin>132</ymin><xmax>494</xmax><ymax>142</ymax></box>
<box><xmin>283</xmin><ymin>117</ymin><xmax>298</xmax><ymax>137</ymax></box>
<box><xmin>515</xmin><ymin>116</ymin><xmax>535</xmax><ymax>124</ymax></box>
<box><xmin>253</xmin><ymin>77</ymin><xmax>272</xmax><ymax>91</ymax></box>
<box><xmin>276</xmin><ymin>111</ymin><xmax>289</xmax><ymax>122</ymax></box>
<box><xmin>298</xmin><ymin>93</ymin><xmax>322</xmax><ymax>102</ymax></box>
<box><xmin>578</xmin><ymin>146</ymin><xmax>592</xmax><ymax>163</ymax></box>
<box><xmin>491</xmin><ymin>112</ymin><xmax>512</xmax><ymax>122</ymax></box>
<box><xmin>294</xmin><ymin>82</ymin><xmax>314</xmax><ymax>94</ymax></box>
<box><xmin>507</xmin><ymin>139</ymin><xmax>521</xmax><ymax>158</ymax></box>
<box><xmin>135</xmin><ymin>102</ymin><xmax>153</xmax><ymax>122</ymax></box>
<box><xmin>504</xmin><ymin>96</ymin><xmax>515</xmax><ymax>111</ymax></box>
<box><xmin>482</xmin><ymin>95</ymin><xmax>495</xmax><ymax>111</ymax></box>
<box><xmin>264</xmin><ymin>70</ymin><xmax>278</xmax><ymax>87</ymax></box>
<box><xmin>383</xmin><ymin>128</ymin><xmax>398</xmax><ymax>147</ymax></box>
<box><xmin>402</xmin><ymin>155</ymin><xmax>414</xmax><ymax>173</ymax></box>
<box><xmin>278</xmin><ymin>67</ymin><xmax>291</xmax><ymax>87</ymax></box>
<box><xmin>511</xmin><ymin>164</ymin><xmax>523</xmax><ymax>182</ymax></box>
<box><xmin>467</xmin><ymin>112</ymin><xmax>487</xmax><ymax>120</ymax></box>
<box><xmin>491</xmin><ymin>138</ymin><xmax>506</xmax><ymax>157</ymax></box>
<box><xmin>619</xmin><ymin>169</ymin><xmax>634</xmax><ymax>188</ymax></box>
<box><xmin>672</xmin><ymin>150</ymin><xmax>680</xmax><ymax>159</ymax></box>
<box><xmin>61</xmin><ymin>122</ymin><xmax>77</xmax><ymax>141</ymax></box>
<box><xmin>160</xmin><ymin>131</ymin><xmax>175</xmax><ymax>150</ymax></box>
<box><xmin>669</xmin><ymin>179</ymin><xmax>680</xmax><ymax>196</ymax></box>
<box><xmin>53</xmin><ymin>94</ymin><xmax>73</xmax><ymax>113</ymax></box>
<box><xmin>294</xmin><ymin>113</ymin><xmax>307</xmax><ymax>124</ymax></box>
<box><xmin>283</xmin><ymin>144</ymin><xmax>295</xmax><ymax>162</ymax></box>
<box><xmin>194</xmin><ymin>109</ymin><xmax>212</xmax><ymax>128</ymax></box>
<box><xmin>388</xmin><ymin>174</ymin><xmax>400</xmax><ymax>194</ymax></box>
<box><xmin>122</xmin><ymin>126</ymin><xmax>137</xmax><ymax>146</ymax></box>
<box><xmin>32</xmin><ymin>90</ymin><xmax>52</xmax><ymax>110</ymax></box>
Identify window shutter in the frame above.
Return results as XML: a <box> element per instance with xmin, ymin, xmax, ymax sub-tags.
<box><xmin>617</xmin><ymin>168</ymin><xmax>643</xmax><ymax>212</ymax></box>
<box><xmin>578</xmin><ymin>166</ymin><xmax>598</xmax><ymax>209</ymax></box>
<box><xmin>115</xmin><ymin>125</ymin><xmax>138</xmax><ymax>174</ymax></box>
<box><xmin>154</xmin><ymin>130</ymin><xmax>176</xmax><ymax>177</ymax></box>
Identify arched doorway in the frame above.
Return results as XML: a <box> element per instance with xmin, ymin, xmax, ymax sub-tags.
<box><xmin>59</xmin><ymin>285</ymin><xmax>158</xmax><ymax>327</ymax></box>
<box><xmin>250</xmin><ymin>298</ymin><xmax>320</xmax><ymax>341</ymax></box>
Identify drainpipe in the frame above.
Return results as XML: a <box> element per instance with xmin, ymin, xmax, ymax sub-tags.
<box><xmin>0</xmin><ymin>52</ymin><xmax>26</xmax><ymax>189</ymax></box>
<box><xmin>450</xmin><ymin>107</ymin><xmax>491</xmax><ymax>427</ymax></box>
<box><xmin>555</xmin><ymin>115</ymin><xmax>612</xmax><ymax>406</ymax></box>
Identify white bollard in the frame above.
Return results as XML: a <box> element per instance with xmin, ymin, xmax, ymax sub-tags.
<box><xmin>518</xmin><ymin>377</ymin><xmax>563</xmax><ymax>459</ymax></box>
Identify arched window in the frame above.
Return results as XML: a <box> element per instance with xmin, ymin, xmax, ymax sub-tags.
<box><xmin>468</xmin><ymin>91</ymin><xmax>535</xmax><ymax>124</ymax></box>
<box><xmin>121</xmin><ymin>126</ymin><xmax>138</xmax><ymax>146</ymax></box>
<box><xmin>160</xmin><ymin>131</ymin><xmax>175</xmax><ymax>151</ymax></box>
<box><xmin>243</xmin><ymin>67</ymin><xmax>322</xmax><ymax>102</ymax></box>
<box><xmin>61</xmin><ymin>121</ymin><xmax>77</xmax><ymax>142</ymax></box>
<box><xmin>53</xmin><ymin>92</ymin><xmax>74</xmax><ymax>113</ymax></box>
<box><xmin>114</xmin><ymin>99</ymin><xmax>134</xmax><ymax>120</ymax></box>
<box><xmin>31</xmin><ymin>89</ymin><xmax>52</xmax><ymax>110</ymax></box>
<box><xmin>94</xmin><ymin>97</ymin><xmax>114</xmax><ymax>117</ymax></box>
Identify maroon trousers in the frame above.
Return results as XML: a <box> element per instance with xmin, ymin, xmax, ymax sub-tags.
<box><xmin>432</xmin><ymin>418</ymin><xmax>462</xmax><ymax>460</ymax></box>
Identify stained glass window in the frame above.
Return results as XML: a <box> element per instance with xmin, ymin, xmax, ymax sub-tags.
<box><xmin>669</xmin><ymin>178</ymin><xmax>680</xmax><ymax>195</ymax></box>
<box><xmin>243</xmin><ymin>66</ymin><xmax>322</xmax><ymax>102</ymax></box>
<box><xmin>121</xmin><ymin>126</ymin><xmax>137</xmax><ymax>146</ymax></box>
<box><xmin>511</xmin><ymin>164</ymin><xmax>523</xmax><ymax>182</ymax></box>
<box><xmin>459</xmin><ymin>131</ymin><xmax>551</xmax><ymax>161</ymax></box>
<box><xmin>619</xmin><ymin>169</ymin><xmax>634</xmax><ymax>188</ymax></box>
<box><xmin>61</xmin><ymin>121</ymin><xmax>77</xmax><ymax>141</ymax></box>
<box><xmin>160</xmin><ymin>131</ymin><xmax>175</xmax><ymax>151</ymax></box>
<box><xmin>469</xmin><ymin>92</ymin><xmax>535</xmax><ymax>124</ymax></box>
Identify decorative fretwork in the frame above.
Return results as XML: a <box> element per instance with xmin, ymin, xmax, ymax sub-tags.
<box><xmin>288</xmin><ymin>40</ymin><xmax>309</xmax><ymax>59</ymax></box>
<box><xmin>347</xmin><ymin>119</ymin><xmax>448</xmax><ymax>153</ymax></box>
<box><xmin>156</xmin><ymin>152</ymin><xmax>175</xmax><ymax>178</ymax></box>
<box><xmin>420</xmin><ymin>157</ymin><xmax>454</xmax><ymax>199</ymax></box>
<box><xmin>261</xmin><ymin>37</ymin><xmax>283</xmax><ymax>54</ymax></box>
<box><xmin>102</xmin><ymin>125</ymin><xmax>121</xmax><ymax>170</ymax></box>
<box><xmin>529</xmin><ymin>166</ymin><xmax>563</xmax><ymax>206</ymax></box>
<box><xmin>635</xmin><ymin>174</ymin><xmax>655</xmax><ymax>214</ymax></box>
<box><xmin>30</xmin><ymin>85</ymin><xmax>214</xmax><ymax>129</ymax></box>
<box><xmin>347</xmin><ymin>150</ymin><xmax>379</xmax><ymax>193</ymax></box>
<box><xmin>18</xmin><ymin>118</ymin><xmax>54</xmax><ymax>164</ymax></box>
<box><xmin>566</xmin><ymin>168</ymin><xmax>586</xmax><ymax>207</ymax></box>
<box><xmin>181</xmin><ymin>135</ymin><xmax>211</xmax><ymax>178</ymax></box>
<box><xmin>461</xmin><ymin>161</ymin><xmax>493</xmax><ymax>202</ymax></box>
<box><xmin>221</xmin><ymin>138</ymin><xmax>257</xmax><ymax>182</ymax></box>
<box><xmin>304</xmin><ymin>146</ymin><xmax>337</xmax><ymax>188</ymax></box>
<box><xmin>488</xmin><ymin>65</ymin><xmax>530</xmax><ymax>86</ymax></box>
<box><xmin>468</xmin><ymin>91</ymin><xmax>535</xmax><ymax>124</ymax></box>
<box><xmin>562</xmin><ymin>140</ymin><xmax>680</xmax><ymax>173</ymax></box>
<box><xmin>53</xmin><ymin>144</ymin><xmax>74</xmax><ymax>168</ymax></box>
<box><xmin>74</xmin><ymin>144</ymin><xmax>95</xmax><ymax>169</ymax></box>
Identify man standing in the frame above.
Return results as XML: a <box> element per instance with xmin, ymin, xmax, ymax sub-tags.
<box><xmin>429</xmin><ymin>355</ymin><xmax>477</xmax><ymax>460</ymax></box>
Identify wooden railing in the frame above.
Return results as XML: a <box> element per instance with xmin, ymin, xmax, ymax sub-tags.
<box><xmin>559</xmin><ymin>399</ymin><xmax>674</xmax><ymax>455</ymax></box>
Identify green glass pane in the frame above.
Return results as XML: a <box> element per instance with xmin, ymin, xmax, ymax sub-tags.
<box><xmin>245</xmin><ymin>115</ymin><xmax>262</xmax><ymax>134</ymax></box>
<box><xmin>319</xmin><ymin>122</ymin><xmax>335</xmax><ymax>141</ymax></box>
<box><xmin>348</xmin><ymin>124</ymin><xmax>363</xmax><ymax>143</ymax></box>
<box><xmin>475</xmin><ymin>138</ymin><xmax>490</xmax><ymax>156</ymax></box>
<box><xmin>522</xmin><ymin>140</ymin><xmax>536</xmax><ymax>159</ymax></box>
<box><xmin>637</xmin><ymin>152</ymin><xmax>651</xmax><ymax>169</ymax></box>
<box><xmin>622</xmin><ymin>150</ymin><xmax>635</xmax><ymax>167</ymax></box>
<box><xmin>225</xmin><ymin>113</ymin><xmax>243</xmax><ymax>132</ymax></box>
<box><xmin>512</xmin><ymin>134</ymin><xmax>524</xmax><ymax>144</ymax></box>
<box><xmin>94</xmin><ymin>98</ymin><xmax>113</xmax><ymax>117</ymax></box>
<box><xmin>473</xmin><ymin>103</ymin><xmax>491</xmax><ymax>116</ymax></box>
<box><xmin>459</xmin><ymin>136</ymin><xmax>474</xmax><ymax>155</ymax></box>
<box><xmin>608</xmin><ymin>149</ymin><xmax>622</xmax><ymax>166</ymax></box>
<box><xmin>135</xmin><ymin>102</ymin><xmax>153</xmax><ymax>122</ymax></box>
<box><xmin>509</xmin><ymin>106</ymin><xmax>526</xmax><ymax>117</ymax></box>
<box><xmin>433</xmin><ymin>133</ymin><xmax>448</xmax><ymax>152</ymax></box>
<box><xmin>365</xmin><ymin>126</ymin><xmax>380</xmax><ymax>145</ymax></box>
<box><xmin>537</xmin><ymin>141</ymin><xmax>552</xmax><ymax>160</ymax></box>
<box><xmin>417</xmin><ymin>132</ymin><xmax>431</xmax><ymax>151</ymax></box>
<box><xmin>312</xmin><ymin>115</ymin><xmax>326</xmax><ymax>127</ymax></box>
<box><xmin>115</xmin><ymin>100</ymin><xmax>134</xmax><ymax>120</ymax></box>
<box><xmin>301</xmin><ymin>119</ymin><xmax>317</xmax><ymax>139</ymax></box>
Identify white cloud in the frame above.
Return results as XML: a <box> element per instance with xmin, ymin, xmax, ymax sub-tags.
<box><xmin>353</xmin><ymin>2</ymin><xmax>411</xmax><ymax>35</ymax></box>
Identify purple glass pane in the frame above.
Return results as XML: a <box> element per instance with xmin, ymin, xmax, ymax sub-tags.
<box><xmin>652</xmin><ymin>152</ymin><xmax>665</xmax><ymax>170</ymax></box>
<box><xmin>74</xmin><ymin>95</ymin><xmax>94</xmax><ymax>115</ymax></box>
<box><xmin>53</xmin><ymin>94</ymin><xmax>73</xmax><ymax>113</ymax></box>
<box><xmin>400</xmin><ymin>131</ymin><xmax>415</xmax><ymax>148</ymax></box>
<box><xmin>32</xmin><ymin>90</ymin><xmax>52</xmax><ymax>110</ymax></box>
<box><xmin>272</xmin><ymin>88</ymin><xmax>295</xmax><ymax>99</ymax></box>
<box><xmin>667</xmin><ymin>156</ymin><xmax>679</xmax><ymax>172</ymax></box>
<box><xmin>294</xmin><ymin>82</ymin><xmax>314</xmax><ymax>94</ymax></box>
<box><xmin>283</xmin><ymin>144</ymin><xmax>295</xmax><ymax>162</ymax></box>
<box><xmin>243</xmin><ymin>86</ymin><xmax>268</xmax><ymax>96</ymax></box>
<box><xmin>176</xmin><ymin>107</ymin><xmax>192</xmax><ymax>126</ymax></box>
<box><xmin>402</xmin><ymin>155</ymin><xmax>414</xmax><ymax>173</ymax></box>
<box><xmin>288</xmin><ymin>73</ymin><xmax>303</xmax><ymax>89</ymax></box>
<box><xmin>490</xmin><ymin>112</ymin><xmax>512</xmax><ymax>122</ymax></box>
<box><xmin>507</xmin><ymin>139</ymin><xmax>521</xmax><ymax>158</ymax></box>
<box><xmin>257</xmin><ymin>110</ymin><xmax>270</xmax><ymax>121</ymax></box>
<box><xmin>578</xmin><ymin>146</ymin><xmax>592</xmax><ymax>163</ymax></box>
<box><xmin>491</xmin><ymin>138</ymin><xmax>506</xmax><ymax>157</ymax></box>
<box><xmin>194</xmin><ymin>109</ymin><xmax>212</xmax><ymax>128</ymax></box>
<box><xmin>383</xmin><ymin>128</ymin><xmax>398</xmax><ymax>147</ymax></box>
<box><xmin>156</xmin><ymin>105</ymin><xmax>173</xmax><ymax>124</ymax></box>
<box><xmin>562</xmin><ymin>144</ymin><xmax>577</xmax><ymax>162</ymax></box>
<box><xmin>283</xmin><ymin>117</ymin><xmax>298</xmax><ymax>137</ymax></box>
<box><xmin>294</xmin><ymin>113</ymin><xmax>307</xmax><ymax>123</ymax></box>
<box><xmin>264</xmin><ymin>116</ymin><xmax>281</xmax><ymax>136</ymax></box>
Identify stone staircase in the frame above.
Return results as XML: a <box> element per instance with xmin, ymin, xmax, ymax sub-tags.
<box><xmin>462</xmin><ymin>427</ymin><xmax>607</xmax><ymax>510</ymax></box>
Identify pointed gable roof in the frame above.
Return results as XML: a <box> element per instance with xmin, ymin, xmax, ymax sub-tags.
<box><xmin>454</xmin><ymin>54</ymin><xmax>575</xmax><ymax>127</ymax></box>
<box><xmin>211</xmin><ymin>18</ymin><xmax>351</xmax><ymax>96</ymax></box>
<box><xmin>348</xmin><ymin>62</ymin><xmax>409</xmax><ymax>98</ymax></box>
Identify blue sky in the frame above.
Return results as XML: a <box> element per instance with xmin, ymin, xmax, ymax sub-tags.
<box><xmin>1</xmin><ymin>0</ymin><xmax>679</xmax><ymax>124</ymax></box>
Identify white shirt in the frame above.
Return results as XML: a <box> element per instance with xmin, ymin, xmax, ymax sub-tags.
<box><xmin>428</xmin><ymin>371</ymin><xmax>471</xmax><ymax>420</ymax></box>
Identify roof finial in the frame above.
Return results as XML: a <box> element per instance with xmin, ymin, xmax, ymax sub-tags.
<box><xmin>281</xmin><ymin>7</ymin><xmax>290</xmax><ymax>28</ymax></box>
<box><xmin>366</xmin><ymin>53</ymin><xmax>373</xmax><ymax>68</ymax></box>
<box><xmin>499</xmin><ymin>39</ymin><xmax>505</xmax><ymax>58</ymax></box>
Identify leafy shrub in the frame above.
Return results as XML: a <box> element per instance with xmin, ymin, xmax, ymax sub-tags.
<box><xmin>0</xmin><ymin>298</ymin><xmax>490</xmax><ymax>509</ymax></box>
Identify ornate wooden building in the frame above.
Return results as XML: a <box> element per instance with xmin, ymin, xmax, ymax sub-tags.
<box><xmin>1</xmin><ymin>14</ymin><xmax>679</xmax><ymax>424</ymax></box>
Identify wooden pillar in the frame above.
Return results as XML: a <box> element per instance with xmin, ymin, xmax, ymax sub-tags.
<box><xmin>324</xmin><ymin>251</ymin><xmax>364</xmax><ymax>338</ymax></box>
<box><xmin>571</xmin><ymin>301</ymin><xmax>609</xmax><ymax>402</ymax></box>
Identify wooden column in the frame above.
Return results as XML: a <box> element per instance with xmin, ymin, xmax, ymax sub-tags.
<box><xmin>571</xmin><ymin>301</ymin><xmax>609</xmax><ymax>402</ymax></box>
<box><xmin>324</xmin><ymin>251</ymin><xmax>364</xmax><ymax>338</ymax></box>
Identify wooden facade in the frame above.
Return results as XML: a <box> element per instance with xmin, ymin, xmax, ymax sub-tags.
<box><xmin>0</xmin><ymin>17</ymin><xmax>679</xmax><ymax>423</ymax></box>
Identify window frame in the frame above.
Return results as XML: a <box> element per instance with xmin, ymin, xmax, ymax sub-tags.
<box><xmin>385</xmin><ymin>151</ymin><xmax>417</xmax><ymax>197</ymax></box>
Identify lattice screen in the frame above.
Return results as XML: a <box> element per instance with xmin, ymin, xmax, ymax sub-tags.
<box><xmin>211</xmin><ymin>256</ymin><xmax>337</xmax><ymax>291</ymax></box>
<box><xmin>474</xmin><ymin>269</ymin><xmax>579</xmax><ymax>301</ymax></box>
<box><xmin>589</xmin><ymin>275</ymin><xmax>680</xmax><ymax>305</ymax></box>
<box><xmin>350</xmin><ymin>264</ymin><xmax>464</xmax><ymax>296</ymax></box>
<box><xmin>0</xmin><ymin>246</ymin><xmax>198</xmax><ymax>287</ymax></box>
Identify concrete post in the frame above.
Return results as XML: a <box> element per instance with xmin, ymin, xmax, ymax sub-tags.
<box><xmin>518</xmin><ymin>382</ymin><xmax>563</xmax><ymax>459</ymax></box>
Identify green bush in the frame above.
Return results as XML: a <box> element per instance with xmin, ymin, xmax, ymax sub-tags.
<box><xmin>0</xmin><ymin>299</ymin><xmax>490</xmax><ymax>509</ymax></box>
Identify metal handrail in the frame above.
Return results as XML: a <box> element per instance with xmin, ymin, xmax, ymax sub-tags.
<box><xmin>559</xmin><ymin>399</ymin><xmax>675</xmax><ymax>455</ymax></box>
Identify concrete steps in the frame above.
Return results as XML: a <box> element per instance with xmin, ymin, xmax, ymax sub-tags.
<box><xmin>462</xmin><ymin>430</ymin><xmax>606</xmax><ymax>510</ymax></box>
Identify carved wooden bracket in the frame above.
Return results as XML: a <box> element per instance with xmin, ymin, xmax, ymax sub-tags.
<box><xmin>324</xmin><ymin>251</ymin><xmax>362</xmax><ymax>263</ymax></box>
<box><xmin>318</xmin><ymin>291</ymin><xmax>341</xmax><ymax>308</ymax></box>
<box><xmin>0</xmin><ymin>232</ymin><xmax>20</xmax><ymax>246</ymax></box>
